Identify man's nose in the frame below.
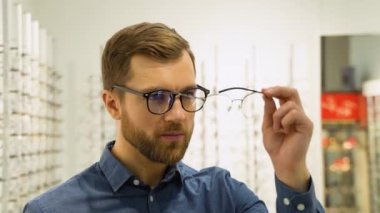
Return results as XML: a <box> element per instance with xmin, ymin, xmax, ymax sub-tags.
<box><xmin>164</xmin><ymin>98</ymin><xmax>186</xmax><ymax>121</ymax></box>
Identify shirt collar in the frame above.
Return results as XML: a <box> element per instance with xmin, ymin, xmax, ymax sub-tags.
<box><xmin>176</xmin><ymin>161</ymin><xmax>195</xmax><ymax>183</ymax></box>
<box><xmin>99</xmin><ymin>141</ymin><xmax>185</xmax><ymax>192</ymax></box>
<box><xmin>99</xmin><ymin>141</ymin><xmax>134</xmax><ymax>192</ymax></box>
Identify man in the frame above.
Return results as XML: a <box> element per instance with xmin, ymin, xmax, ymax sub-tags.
<box><xmin>24</xmin><ymin>22</ymin><xmax>324</xmax><ymax>212</ymax></box>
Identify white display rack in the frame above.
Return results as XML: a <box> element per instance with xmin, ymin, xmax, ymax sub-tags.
<box><xmin>77</xmin><ymin>73</ymin><xmax>114</xmax><ymax>169</ymax></box>
<box><xmin>363</xmin><ymin>79</ymin><xmax>380</xmax><ymax>213</ymax></box>
<box><xmin>1</xmin><ymin>1</ymin><xmax>63</xmax><ymax>212</ymax></box>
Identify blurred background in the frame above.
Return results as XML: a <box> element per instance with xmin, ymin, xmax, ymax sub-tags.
<box><xmin>1</xmin><ymin>0</ymin><xmax>380</xmax><ymax>212</ymax></box>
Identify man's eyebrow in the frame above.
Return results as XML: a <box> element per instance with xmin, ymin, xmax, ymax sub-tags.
<box><xmin>141</xmin><ymin>84</ymin><xmax>198</xmax><ymax>92</ymax></box>
<box><xmin>139</xmin><ymin>86</ymin><xmax>167</xmax><ymax>92</ymax></box>
<box><xmin>180</xmin><ymin>84</ymin><xmax>198</xmax><ymax>91</ymax></box>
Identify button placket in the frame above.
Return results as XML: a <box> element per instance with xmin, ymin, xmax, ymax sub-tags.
<box><xmin>283</xmin><ymin>197</ymin><xmax>290</xmax><ymax>206</ymax></box>
<box><xmin>133</xmin><ymin>179</ymin><xmax>140</xmax><ymax>186</ymax></box>
<box><xmin>297</xmin><ymin>203</ymin><xmax>305</xmax><ymax>211</ymax></box>
<box><xmin>147</xmin><ymin>190</ymin><xmax>160</xmax><ymax>213</ymax></box>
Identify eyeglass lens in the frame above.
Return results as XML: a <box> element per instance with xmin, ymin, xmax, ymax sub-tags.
<box><xmin>148</xmin><ymin>88</ymin><xmax>206</xmax><ymax>114</ymax></box>
<box><xmin>148</xmin><ymin>91</ymin><xmax>172</xmax><ymax>114</ymax></box>
<box><xmin>204</xmin><ymin>92</ymin><xmax>263</xmax><ymax>118</ymax></box>
<box><xmin>240</xmin><ymin>93</ymin><xmax>263</xmax><ymax>118</ymax></box>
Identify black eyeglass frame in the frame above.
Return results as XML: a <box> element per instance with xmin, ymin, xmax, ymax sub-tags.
<box><xmin>215</xmin><ymin>87</ymin><xmax>263</xmax><ymax>118</ymax></box>
<box><xmin>218</xmin><ymin>87</ymin><xmax>262</xmax><ymax>95</ymax></box>
<box><xmin>111</xmin><ymin>84</ymin><xmax>210</xmax><ymax>115</ymax></box>
<box><xmin>218</xmin><ymin>87</ymin><xmax>262</xmax><ymax>102</ymax></box>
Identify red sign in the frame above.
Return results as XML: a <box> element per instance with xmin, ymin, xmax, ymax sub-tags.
<box><xmin>321</xmin><ymin>93</ymin><xmax>366</xmax><ymax>124</ymax></box>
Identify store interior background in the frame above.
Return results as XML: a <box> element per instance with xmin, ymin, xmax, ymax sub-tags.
<box><xmin>2</xmin><ymin>0</ymin><xmax>380</xmax><ymax>212</ymax></box>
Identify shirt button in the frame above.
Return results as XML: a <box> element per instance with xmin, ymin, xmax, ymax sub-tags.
<box><xmin>297</xmin><ymin>203</ymin><xmax>305</xmax><ymax>211</ymax></box>
<box><xmin>133</xmin><ymin>179</ymin><xmax>140</xmax><ymax>186</ymax></box>
<box><xmin>149</xmin><ymin>195</ymin><xmax>154</xmax><ymax>202</ymax></box>
<box><xmin>283</xmin><ymin>198</ymin><xmax>290</xmax><ymax>206</ymax></box>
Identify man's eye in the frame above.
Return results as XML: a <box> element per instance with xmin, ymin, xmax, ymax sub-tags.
<box><xmin>182</xmin><ymin>89</ymin><xmax>196</xmax><ymax>97</ymax></box>
<box><xmin>149</xmin><ymin>91</ymin><xmax>168</xmax><ymax>101</ymax></box>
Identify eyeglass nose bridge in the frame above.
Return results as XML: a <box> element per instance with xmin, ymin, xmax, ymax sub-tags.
<box><xmin>162</xmin><ymin>92</ymin><xmax>176</xmax><ymax>113</ymax></box>
<box><xmin>165</xmin><ymin>92</ymin><xmax>186</xmax><ymax>113</ymax></box>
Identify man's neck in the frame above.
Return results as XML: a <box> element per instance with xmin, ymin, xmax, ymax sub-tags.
<box><xmin>111</xmin><ymin>139</ymin><xmax>167</xmax><ymax>188</ymax></box>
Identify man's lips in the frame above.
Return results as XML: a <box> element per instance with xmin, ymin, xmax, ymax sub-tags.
<box><xmin>160</xmin><ymin>132</ymin><xmax>184</xmax><ymax>141</ymax></box>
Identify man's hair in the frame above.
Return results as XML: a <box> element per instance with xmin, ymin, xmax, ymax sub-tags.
<box><xmin>101</xmin><ymin>22</ymin><xmax>195</xmax><ymax>89</ymax></box>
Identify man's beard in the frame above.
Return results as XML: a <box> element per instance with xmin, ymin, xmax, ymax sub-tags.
<box><xmin>120</xmin><ymin>112</ymin><xmax>193</xmax><ymax>165</ymax></box>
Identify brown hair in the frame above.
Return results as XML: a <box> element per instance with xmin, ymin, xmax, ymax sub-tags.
<box><xmin>101</xmin><ymin>22</ymin><xmax>195</xmax><ymax>89</ymax></box>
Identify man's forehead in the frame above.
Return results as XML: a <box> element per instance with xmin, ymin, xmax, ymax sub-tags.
<box><xmin>127</xmin><ymin>53</ymin><xmax>196</xmax><ymax>90</ymax></box>
<box><xmin>130</xmin><ymin>51</ymin><xmax>193</xmax><ymax>68</ymax></box>
<box><xmin>130</xmin><ymin>52</ymin><xmax>194</xmax><ymax>72</ymax></box>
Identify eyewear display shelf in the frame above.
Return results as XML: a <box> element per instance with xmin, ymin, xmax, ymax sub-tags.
<box><xmin>1</xmin><ymin>1</ymin><xmax>63</xmax><ymax>212</ymax></box>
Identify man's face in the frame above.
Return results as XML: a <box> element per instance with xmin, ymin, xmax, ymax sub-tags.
<box><xmin>120</xmin><ymin>51</ymin><xmax>196</xmax><ymax>165</ymax></box>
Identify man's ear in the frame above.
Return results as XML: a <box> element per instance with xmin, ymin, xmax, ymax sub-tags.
<box><xmin>102</xmin><ymin>90</ymin><xmax>122</xmax><ymax>120</ymax></box>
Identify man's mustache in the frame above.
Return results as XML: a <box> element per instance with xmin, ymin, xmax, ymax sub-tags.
<box><xmin>161</xmin><ymin>122</ymin><xmax>185</xmax><ymax>132</ymax></box>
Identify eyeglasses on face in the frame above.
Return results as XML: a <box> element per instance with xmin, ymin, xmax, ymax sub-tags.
<box><xmin>111</xmin><ymin>84</ymin><xmax>210</xmax><ymax>115</ymax></box>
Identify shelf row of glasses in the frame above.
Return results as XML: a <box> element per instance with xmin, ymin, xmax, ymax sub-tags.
<box><xmin>1</xmin><ymin>1</ymin><xmax>63</xmax><ymax>212</ymax></box>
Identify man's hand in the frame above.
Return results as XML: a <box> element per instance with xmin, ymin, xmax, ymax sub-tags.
<box><xmin>261</xmin><ymin>86</ymin><xmax>313</xmax><ymax>192</ymax></box>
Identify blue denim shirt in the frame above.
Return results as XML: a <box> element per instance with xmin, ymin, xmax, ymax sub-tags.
<box><xmin>24</xmin><ymin>141</ymin><xmax>324</xmax><ymax>213</ymax></box>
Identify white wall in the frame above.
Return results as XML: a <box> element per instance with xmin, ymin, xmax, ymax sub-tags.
<box><xmin>320</xmin><ymin>0</ymin><xmax>380</xmax><ymax>35</ymax></box>
<box><xmin>14</xmin><ymin>0</ymin><xmax>324</xmax><ymax>210</ymax></box>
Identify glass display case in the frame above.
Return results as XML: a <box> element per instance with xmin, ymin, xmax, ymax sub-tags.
<box><xmin>321</xmin><ymin>92</ymin><xmax>370</xmax><ymax>213</ymax></box>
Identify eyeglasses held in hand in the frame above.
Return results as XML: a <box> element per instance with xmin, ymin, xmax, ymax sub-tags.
<box><xmin>208</xmin><ymin>87</ymin><xmax>263</xmax><ymax>118</ymax></box>
<box><xmin>111</xmin><ymin>84</ymin><xmax>210</xmax><ymax>115</ymax></box>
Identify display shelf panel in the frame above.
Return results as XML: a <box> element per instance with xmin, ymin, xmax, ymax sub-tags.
<box><xmin>1</xmin><ymin>1</ymin><xmax>63</xmax><ymax>211</ymax></box>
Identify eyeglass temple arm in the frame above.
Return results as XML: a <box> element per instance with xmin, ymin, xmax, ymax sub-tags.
<box><xmin>196</xmin><ymin>84</ymin><xmax>211</xmax><ymax>96</ymax></box>
<box><xmin>111</xmin><ymin>85</ymin><xmax>146</xmax><ymax>97</ymax></box>
<box><xmin>218</xmin><ymin>87</ymin><xmax>262</xmax><ymax>94</ymax></box>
